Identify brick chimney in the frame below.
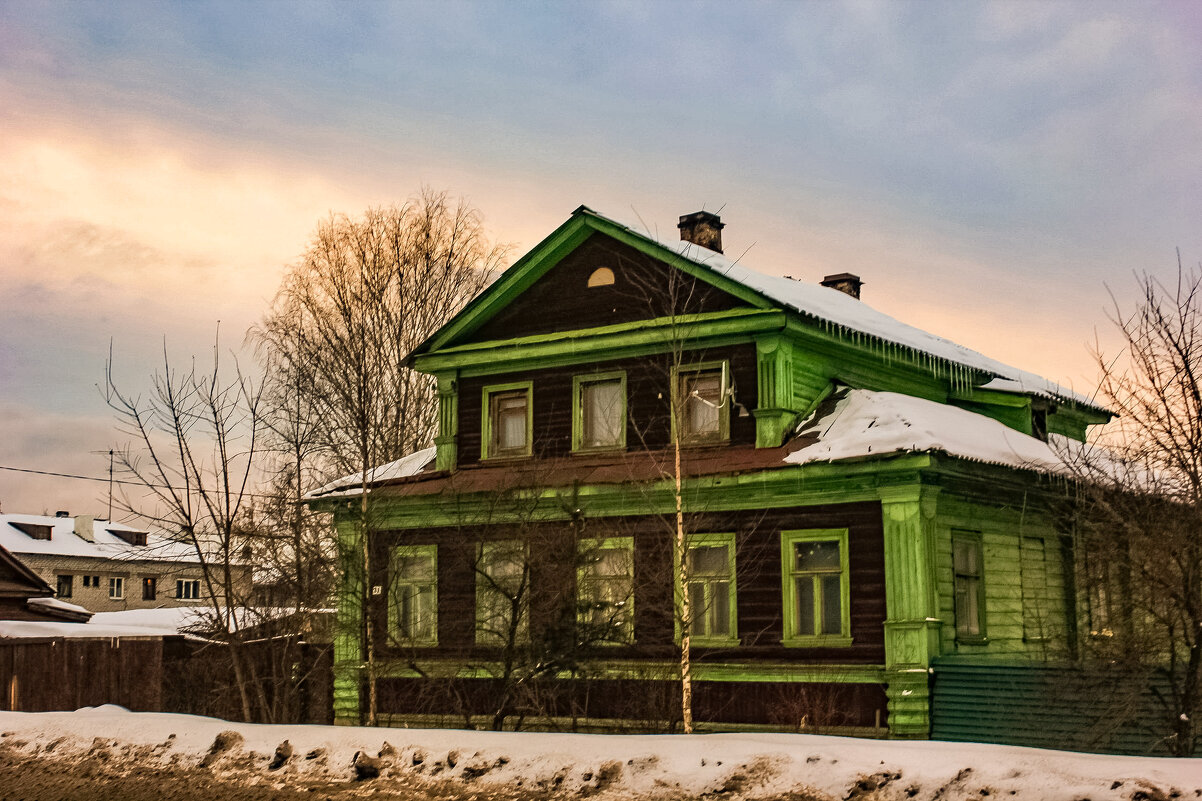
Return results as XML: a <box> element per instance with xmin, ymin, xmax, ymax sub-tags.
<box><xmin>820</xmin><ymin>272</ymin><xmax>863</xmax><ymax>300</ymax></box>
<box><xmin>678</xmin><ymin>211</ymin><xmax>724</xmax><ymax>254</ymax></box>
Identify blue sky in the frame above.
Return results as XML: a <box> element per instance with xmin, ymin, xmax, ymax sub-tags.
<box><xmin>1</xmin><ymin>1</ymin><xmax>1200</xmax><ymax>514</ymax></box>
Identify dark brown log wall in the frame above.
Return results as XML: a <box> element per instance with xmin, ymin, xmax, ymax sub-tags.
<box><xmin>467</xmin><ymin>233</ymin><xmax>748</xmax><ymax>344</ymax></box>
<box><xmin>456</xmin><ymin>344</ymin><xmax>759</xmax><ymax>467</ymax></box>
<box><xmin>377</xmin><ymin>675</ymin><xmax>887</xmax><ymax>730</ymax></box>
<box><xmin>370</xmin><ymin>501</ymin><xmax>886</xmax><ymax>666</ymax></box>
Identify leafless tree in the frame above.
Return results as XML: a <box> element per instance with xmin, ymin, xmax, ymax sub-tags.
<box><xmin>104</xmin><ymin>335</ymin><xmax>266</xmax><ymax>721</ymax></box>
<box><xmin>257</xmin><ymin>189</ymin><xmax>505</xmax><ymax>724</ymax></box>
<box><xmin>1070</xmin><ymin>257</ymin><xmax>1202</xmax><ymax>755</ymax></box>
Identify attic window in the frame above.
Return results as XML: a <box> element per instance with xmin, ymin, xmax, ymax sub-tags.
<box><xmin>587</xmin><ymin>267</ymin><xmax>615</xmax><ymax>288</ymax></box>
<box><xmin>10</xmin><ymin>522</ymin><xmax>52</xmax><ymax>541</ymax></box>
<box><xmin>111</xmin><ymin>529</ymin><xmax>148</xmax><ymax>546</ymax></box>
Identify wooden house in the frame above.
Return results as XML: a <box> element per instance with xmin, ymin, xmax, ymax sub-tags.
<box><xmin>306</xmin><ymin>207</ymin><xmax>1109</xmax><ymax>738</ymax></box>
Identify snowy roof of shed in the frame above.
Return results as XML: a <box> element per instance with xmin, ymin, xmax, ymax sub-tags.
<box><xmin>0</xmin><ymin>513</ymin><xmax>198</xmax><ymax>563</ymax></box>
<box><xmin>579</xmin><ymin>208</ymin><xmax>1102</xmax><ymax>412</ymax></box>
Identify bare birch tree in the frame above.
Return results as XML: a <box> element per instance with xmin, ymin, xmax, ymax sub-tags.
<box><xmin>257</xmin><ymin>189</ymin><xmax>505</xmax><ymax>724</ymax></box>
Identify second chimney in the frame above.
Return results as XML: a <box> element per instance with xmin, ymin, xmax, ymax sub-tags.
<box><xmin>678</xmin><ymin>211</ymin><xmax>724</xmax><ymax>254</ymax></box>
<box><xmin>820</xmin><ymin>273</ymin><xmax>863</xmax><ymax>300</ymax></box>
<box><xmin>74</xmin><ymin>514</ymin><xmax>96</xmax><ymax>542</ymax></box>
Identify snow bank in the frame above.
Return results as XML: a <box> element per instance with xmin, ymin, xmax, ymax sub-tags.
<box><xmin>0</xmin><ymin>707</ymin><xmax>1197</xmax><ymax>800</ymax></box>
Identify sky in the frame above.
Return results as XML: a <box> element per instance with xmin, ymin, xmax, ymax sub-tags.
<box><xmin>1</xmin><ymin>1</ymin><xmax>1200</xmax><ymax>518</ymax></box>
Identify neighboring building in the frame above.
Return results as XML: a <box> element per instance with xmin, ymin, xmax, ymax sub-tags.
<box><xmin>0</xmin><ymin>512</ymin><xmax>233</xmax><ymax>613</ymax></box>
<box><xmin>307</xmin><ymin>207</ymin><xmax>1110</xmax><ymax>739</ymax></box>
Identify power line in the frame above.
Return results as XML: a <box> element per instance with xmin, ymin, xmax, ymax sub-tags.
<box><xmin>0</xmin><ymin>463</ymin><xmax>284</xmax><ymax>500</ymax></box>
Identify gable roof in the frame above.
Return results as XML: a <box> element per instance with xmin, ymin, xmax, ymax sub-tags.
<box><xmin>411</xmin><ymin>206</ymin><xmax>1105</xmax><ymax>415</ymax></box>
<box><xmin>0</xmin><ymin>543</ymin><xmax>53</xmax><ymax>598</ymax></box>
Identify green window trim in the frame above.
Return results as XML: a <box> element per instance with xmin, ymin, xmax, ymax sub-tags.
<box><xmin>571</xmin><ymin>370</ymin><xmax>628</xmax><ymax>453</ymax></box>
<box><xmin>952</xmin><ymin>530</ymin><xmax>987</xmax><ymax>644</ymax></box>
<box><xmin>389</xmin><ymin>544</ymin><xmax>439</xmax><ymax>648</ymax></box>
<box><xmin>780</xmin><ymin>528</ymin><xmax>853</xmax><ymax>648</ymax></box>
<box><xmin>670</xmin><ymin>360</ymin><xmax>731</xmax><ymax>446</ymax></box>
<box><xmin>475</xmin><ymin>540</ymin><xmax>529</xmax><ymax>646</ymax></box>
<box><xmin>480</xmin><ymin>380</ymin><xmax>533</xmax><ymax>460</ymax></box>
<box><xmin>674</xmin><ymin>531</ymin><xmax>739</xmax><ymax>647</ymax></box>
<box><xmin>577</xmin><ymin>536</ymin><xmax>635</xmax><ymax>645</ymax></box>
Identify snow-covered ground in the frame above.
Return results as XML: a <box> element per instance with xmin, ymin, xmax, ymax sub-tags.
<box><xmin>0</xmin><ymin>707</ymin><xmax>1197</xmax><ymax>800</ymax></box>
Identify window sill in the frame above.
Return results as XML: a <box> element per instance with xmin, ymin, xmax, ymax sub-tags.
<box><xmin>571</xmin><ymin>445</ymin><xmax>625</xmax><ymax>455</ymax></box>
<box><xmin>387</xmin><ymin>640</ymin><xmax>439</xmax><ymax>649</ymax></box>
<box><xmin>481</xmin><ymin>452</ymin><xmax>531</xmax><ymax>462</ymax></box>
<box><xmin>782</xmin><ymin>635</ymin><xmax>854</xmax><ymax>648</ymax></box>
<box><xmin>688</xmin><ymin>636</ymin><xmax>740</xmax><ymax>648</ymax></box>
<box><xmin>955</xmin><ymin>636</ymin><xmax>989</xmax><ymax>646</ymax></box>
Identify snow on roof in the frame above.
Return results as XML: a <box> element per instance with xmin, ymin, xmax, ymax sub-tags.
<box><xmin>786</xmin><ymin>388</ymin><xmax>1068</xmax><ymax>473</ymax></box>
<box><xmin>584</xmin><ymin>208</ymin><xmax>1101</xmax><ymax>412</ymax></box>
<box><xmin>305</xmin><ymin>446</ymin><xmax>436</xmax><ymax>499</ymax></box>
<box><xmin>0</xmin><ymin>513</ymin><xmax>198</xmax><ymax>563</ymax></box>
<box><xmin>0</xmin><ymin>620</ymin><xmax>189</xmax><ymax>639</ymax></box>
<box><xmin>27</xmin><ymin>596</ymin><xmax>91</xmax><ymax>615</ymax></box>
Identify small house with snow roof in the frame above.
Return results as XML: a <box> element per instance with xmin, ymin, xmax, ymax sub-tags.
<box><xmin>306</xmin><ymin>207</ymin><xmax>1109</xmax><ymax>739</ymax></box>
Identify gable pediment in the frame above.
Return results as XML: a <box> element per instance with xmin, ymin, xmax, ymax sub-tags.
<box><xmin>409</xmin><ymin>209</ymin><xmax>774</xmax><ymax>359</ymax></box>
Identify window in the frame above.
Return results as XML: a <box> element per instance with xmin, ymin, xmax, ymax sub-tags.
<box><xmin>673</xmin><ymin>363</ymin><xmax>728</xmax><ymax>444</ymax></box>
<box><xmin>389</xmin><ymin>545</ymin><xmax>438</xmax><ymax>646</ymax></box>
<box><xmin>953</xmin><ymin>532</ymin><xmax>986</xmax><ymax>641</ymax></box>
<box><xmin>572</xmin><ymin>372</ymin><xmax>626</xmax><ymax>452</ymax></box>
<box><xmin>108</xmin><ymin>577</ymin><xmax>124</xmax><ymax>600</ymax></box>
<box><xmin>1021</xmin><ymin>536</ymin><xmax>1048</xmax><ymax>641</ymax></box>
<box><xmin>680</xmin><ymin>533</ymin><xmax>737</xmax><ymax>645</ymax></box>
<box><xmin>82</xmin><ymin>574</ymin><xmax>100</xmax><ymax>588</ymax></box>
<box><xmin>781</xmin><ymin>529</ymin><xmax>852</xmax><ymax>646</ymax></box>
<box><xmin>578</xmin><ymin>537</ymin><xmax>634</xmax><ymax>644</ymax></box>
<box><xmin>142</xmin><ymin>576</ymin><xmax>158</xmax><ymax>601</ymax></box>
<box><xmin>587</xmin><ymin>267</ymin><xmax>615</xmax><ymax>287</ymax></box>
<box><xmin>56</xmin><ymin>575</ymin><xmax>73</xmax><ymax>598</ymax></box>
<box><xmin>176</xmin><ymin>579</ymin><xmax>201</xmax><ymax>600</ymax></box>
<box><xmin>482</xmin><ymin>382</ymin><xmax>532</xmax><ymax>459</ymax></box>
<box><xmin>476</xmin><ymin>540</ymin><xmax>528</xmax><ymax>645</ymax></box>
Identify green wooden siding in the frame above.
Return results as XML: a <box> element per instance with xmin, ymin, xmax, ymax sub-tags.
<box><xmin>931</xmin><ymin>659</ymin><xmax>1201</xmax><ymax>756</ymax></box>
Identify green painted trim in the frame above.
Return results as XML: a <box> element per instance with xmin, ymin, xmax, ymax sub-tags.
<box><xmin>670</xmin><ymin>359</ymin><xmax>731</xmax><ymax>445</ymax></box>
<box><xmin>780</xmin><ymin>528</ymin><xmax>853</xmax><ymax>647</ymax></box>
<box><xmin>577</xmin><ymin>536</ymin><xmax>635</xmax><ymax>645</ymax></box>
<box><xmin>388</xmin><ymin>544</ymin><xmax>439</xmax><ymax>648</ymax></box>
<box><xmin>571</xmin><ymin>370</ymin><xmax>627</xmax><ymax>453</ymax></box>
<box><xmin>951</xmin><ymin>529</ymin><xmax>987</xmax><ymax>643</ymax></box>
<box><xmin>433</xmin><ymin>372</ymin><xmax>458</xmax><ymax>472</ymax></box>
<box><xmin>475</xmin><ymin>539</ymin><xmax>529</xmax><ymax>646</ymax></box>
<box><xmin>372</xmin><ymin>657</ymin><xmax>886</xmax><ymax>684</ymax></box>
<box><xmin>674</xmin><ymin>532</ymin><xmax>739</xmax><ymax>647</ymax></box>
<box><xmin>480</xmin><ymin>380</ymin><xmax>534</xmax><ymax>460</ymax></box>
<box><xmin>412</xmin><ymin>308</ymin><xmax>786</xmax><ymax>376</ymax></box>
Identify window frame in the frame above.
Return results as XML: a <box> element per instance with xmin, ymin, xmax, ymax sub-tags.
<box><xmin>176</xmin><ymin>579</ymin><xmax>201</xmax><ymax>600</ymax></box>
<box><xmin>952</xmin><ymin>530</ymin><xmax>987</xmax><ymax>643</ymax></box>
<box><xmin>671</xmin><ymin>360</ymin><xmax>730</xmax><ymax>446</ymax></box>
<box><xmin>675</xmin><ymin>531</ymin><xmax>739</xmax><ymax>647</ymax></box>
<box><xmin>481</xmin><ymin>381</ymin><xmax>534</xmax><ymax>460</ymax></box>
<box><xmin>142</xmin><ymin>576</ymin><xmax>157</xmax><ymax>601</ymax></box>
<box><xmin>577</xmin><ymin>536</ymin><xmax>635</xmax><ymax>645</ymax></box>
<box><xmin>56</xmin><ymin>575</ymin><xmax>73</xmax><ymax>598</ymax></box>
<box><xmin>571</xmin><ymin>370</ymin><xmax>627</xmax><ymax>453</ymax></box>
<box><xmin>388</xmin><ymin>544</ymin><xmax>439</xmax><ymax>648</ymax></box>
<box><xmin>1020</xmin><ymin>535</ymin><xmax>1050</xmax><ymax>643</ymax></box>
<box><xmin>108</xmin><ymin>576</ymin><xmax>125</xmax><ymax>600</ymax></box>
<box><xmin>780</xmin><ymin>528</ymin><xmax>853</xmax><ymax>647</ymax></box>
<box><xmin>475</xmin><ymin>540</ymin><xmax>529</xmax><ymax>646</ymax></box>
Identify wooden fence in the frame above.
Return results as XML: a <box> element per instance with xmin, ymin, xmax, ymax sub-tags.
<box><xmin>0</xmin><ymin>636</ymin><xmax>332</xmax><ymax>725</ymax></box>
